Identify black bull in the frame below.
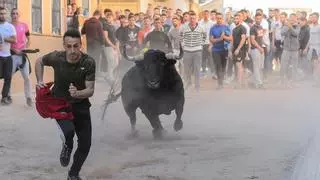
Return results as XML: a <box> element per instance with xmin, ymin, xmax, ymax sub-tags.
<box><xmin>105</xmin><ymin>46</ymin><xmax>185</xmax><ymax>139</ymax></box>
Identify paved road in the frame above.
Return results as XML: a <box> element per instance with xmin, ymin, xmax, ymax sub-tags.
<box><xmin>0</xmin><ymin>79</ymin><xmax>319</xmax><ymax>180</ymax></box>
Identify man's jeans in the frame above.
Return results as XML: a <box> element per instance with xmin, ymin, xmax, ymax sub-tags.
<box><xmin>280</xmin><ymin>50</ymin><xmax>299</xmax><ymax>82</ymax></box>
<box><xmin>184</xmin><ymin>51</ymin><xmax>202</xmax><ymax>90</ymax></box>
<box><xmin>250</xmin><ymin>49</ymin><xmax>264</xmax><ymax>85</ymax></box>
<box><xmin>0</xmin><ymin>56</ymin><xmax>13</xmax><ymax>98</ymax></box>
<box><xmin>102</xmin><ymin>46</ymin><xmax>118</xmax><ymax>82</ymax></box>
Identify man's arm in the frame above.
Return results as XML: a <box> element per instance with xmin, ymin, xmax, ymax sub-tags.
<box><xmin>5</xmin><ymin>35</ymin><xmax>16</xmax><ymax>44</ymax></box>
<box><xmin>281</xmin><ymin>25</ymin><xmax>289</xmax><ymax>37</ymax></box>
<box><xmin>35</xmin><ymin>56</ymin><xmax>45</xmax><ymax>85</ymax></box>
<box><xmin>250</xmin><ymin>35</ymin><xmax>263</xmax><ymax>53</ymax></box>
<box><xmin>72</xmin><ymin>81</ymin><xmax>95</xmax><ymax>99</ymax></box>
<box><xmin>236</xmin><ymin>34</ymin><xmax>247</xmax><ymax>51</ymax></box>
<box><xmin>104</xmin><ymin>30</ymin><xmax>116</xmax><ymax>49</ymax></box>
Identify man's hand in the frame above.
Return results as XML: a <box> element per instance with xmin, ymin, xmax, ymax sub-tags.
<box><xmin>11</xmin><ymin>48</ymin><xmax>22</xmax><ymax>55</ymax></box>
<box><xmin>69</xmin><ymin>83</ymin><xmax>78</xmax><ymax>98</ymax></box>
<box><xmin>234</xmin><ymin>49</ymin><xmax>240</xmax><ymax>56</ymax></box>
<box><xmin>303</xmin><ymin>48</ymin><xmax>308</xmax><ymax>55</ymax></box>
<box><xmin>36</xmin><ymin>82</ymin><xmax>46</xmax><ymax>89</ymax></box>
<box><xmin>259</xmin><ymin>47</ymin><xmax>264</xmax><ymax>54</ymax></box>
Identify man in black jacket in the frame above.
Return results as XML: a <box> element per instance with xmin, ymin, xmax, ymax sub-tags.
<box><xmin>298</xmin><ymin>17</ymin><xmax>311</xmax><ymax>78</ymax></box>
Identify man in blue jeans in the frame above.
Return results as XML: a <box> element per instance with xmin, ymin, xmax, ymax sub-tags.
<box><xmin>210</xmin><ymin>12</ymin><xmax>232</xmax><ymax>89</ymax></box>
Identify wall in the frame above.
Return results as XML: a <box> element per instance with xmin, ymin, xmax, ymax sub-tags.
<box><xmin>200</xmin><ymin>0</ymin><xmax>223</xmax><ymax>12</ymax></box>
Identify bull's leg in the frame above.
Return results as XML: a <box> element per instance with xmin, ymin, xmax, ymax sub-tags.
<box><xmin>124</xmin><ymin>106</ymin><xmax>139</xmax><ymax>138</ymax></box>
<box><xmin>174</xmin><ymin>98</ymin><xmax>184</xmax><ymax>131</ymax></box>
<box><xmin>144</xmin><ymin>113</ymin><xmax>165</xmax><ymax>139</ymax></box>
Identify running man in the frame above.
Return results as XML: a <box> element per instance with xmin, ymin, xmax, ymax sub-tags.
<box><xmin>35</xmin><ymin>29</ymin><xmax>96</xmax><ymax>180</ymax></box>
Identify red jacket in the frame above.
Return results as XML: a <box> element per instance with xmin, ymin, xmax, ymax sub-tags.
<box><xmin>35</xmin><ymin>82</ymin><xmax>74</xmax><ymax>120</ymax></box>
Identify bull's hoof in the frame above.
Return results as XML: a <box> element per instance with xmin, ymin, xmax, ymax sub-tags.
<box><xmin>174</xmin><ymin>120</ymin><xmax>183</xmax><ymax>131</ymax></box>
<box><xmin>126</xmin><ymin>130</ymin><xmax>139</xmax><ymax>139</ymax></box>
<box><xmin>152</xmin><ymin>128</ymin><xmax>166</xmax><ymax>140</ymax></box>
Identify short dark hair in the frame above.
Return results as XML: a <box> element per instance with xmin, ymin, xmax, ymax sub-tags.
<box><xmin>189</xmin><ymin>12</ymin><xmax>196</xmax><ymax>16</ymax></box>
<box><xmin>154</xmin><ymin>17</ymin><xmax>161</xmax><ymax>22</ymax></box>
<box><xmin>256</xmin><ymin>8</ymin><xmax>263</xmax><ymax>13</ymax></box>
<box><xmin>281</xmin><ymin>12</ymin><xmax>288</xmax><ymax>17</ymax></box>
<box><xmin>311</xmin><ymin>12</ymin><xmax>319</xmax><ymax>19</ymax></box>
<box><xmin>161</xmin><ymin>13</ymin><xmax>167</xmax><ymax>17</ymax></box>
<box><xmin>274</xmin><ymin>9</ymin><xmax>280</xmax><ymax>13</ymax></box>
<box><xmin>204</xmin><ymin>10</ymin><xmax>209</xmax><ymax>13</ymax></box>
<box><xmin>300</xmin><ymin>11</ymin><xmax>307</xmax><ymax>17</ymax></box>
<box><xmin>93</xmin><ymin>9</ymin><xmax>101</xmax><ymax>16</ymax></box>
<box><xmin>128</xmin><ymin>15</ymin><xmax>135</xmax><ymax>20</ymax></box>
<box><xmin>119</xmin><ymin>15</ymin><xmax>126</xmax><ymax>20</ymax></box>
<box><xmin>210</xmin><ymin>10</ymin><xmax>217</xmax><ymax>14</ymax></box>
<box><xmin>0</xmin><ymin>6</ymin><xmax>5</xmax><ymax>11</ymax></box>
<box><xmin>176</xmin><ymin>8</ymin><xmax>182</xmax><ymax>12</ymax></box>
<box><xmin>63</xmin><ymin>29</ymin><xmax>81</xmax><ymax>42</ymax></box>
<box><xmin>255</xmin><ymin>13</ymin><xmax>263</xmax><ymax>17</ymax></box>
<box><xmin>215</xmin><ymin>12</ymin><xmax>223</xmax><ymax>16</ymax></box>
<box><xmin>154</xmin><ymin>7</ymin><xmax>159</xmax><ymax>10</ymax></box>
<box><xmin>124</xmin><ymin>9</ymin><xmax>130</xmax><ymax>12</ymax></box>
<box><xmin>299</xmin><ymin>17</ymin><xmax>307</xmax><ymax>21</ymax></box>
<box><xmin>104</xmin><ymin>8</ymin><xmax>112</xmax><ymax>14</ymax></box>
<box><xmin>182</xmin><ymin>12</ymin><xmax>189</xmax><ymax>16</ymax></box>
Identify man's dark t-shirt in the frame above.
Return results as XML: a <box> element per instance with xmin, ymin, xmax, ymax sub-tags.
<box><xmin>250</xmin><ymin>24</ymin><xmax>264</xmax><ymax>49</ymax></box>
<box><xmin>143</xmin><ymin>30</ymin><xmax>172</xmax><ymax>53</ymax></box>
<box><xmin>125</xmin><ymin>26</ymin><xmax>140</xmax><ymax>48</ymax></box>
<box><xmin>102</xmin><ymin>20</ymin><xmax>117</xmax><ymax>47</ymax></box>
<box><xmin>42</xmin><ymin>51</ymin><xmax>96</xmax><ymax>106</ymax></box>
<box><xmin>232</xmin><ymin>24</ymin><xmax>247</xmax><ymax>50</ymax></box>
<box><xmin>115</xmin><ymin>26</ymin><xmax>127</xmax><ymax>46</ymax></box>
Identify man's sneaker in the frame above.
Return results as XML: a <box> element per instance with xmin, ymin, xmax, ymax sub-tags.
<box><xmin>26</xmin><ymin>98</ymin><xmax>33</xmax><ymax>107</ymax></box>
<box><xmin>60</xmin><ymin>144</ymin><xmax>72</xmax><ymax>167</ymax></box>
<box><xmin>67</xmin><ymin>175</ymin><xmax>82</xmax><ymax>180</ymax></box>
<box><xmin>7</xmin><ymin>96</ymin><xmax>12</xmax><ymax>103</ymax></box>
<box><xmin>1</xmin><ymin>97</ymin><xmax>12</xmax><ymax>105</ymax></box>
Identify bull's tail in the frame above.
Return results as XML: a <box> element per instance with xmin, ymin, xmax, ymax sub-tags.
<box><xmin>101</xmin><ymin>82</ymin><xmax>121</xmax><ymax>122</ymax></box>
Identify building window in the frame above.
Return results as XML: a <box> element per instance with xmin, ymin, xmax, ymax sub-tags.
<box><xmin>0</xmin><ymin>0</ymin><xmax>17</xmax><ymax>12</ymax></box>
<box><xmin>52</xmin><ymin>0</ymin><xmax>61</xmax><ymax>35</ymax></box>
<box><xmin>82</xmin><ymin>0</ymin><xmax>89</xmax><ymax>18</ymax></box>
<box><xmin>32</xmin><ymin>0</ymin><xmax>42</xmax><ymax>33</ymax></box>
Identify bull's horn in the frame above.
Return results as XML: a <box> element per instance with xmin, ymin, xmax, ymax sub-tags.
<box><xmin>122</xmin><ymin>45</ymin><xmax>143</xmax><ymax>61</ymax></box>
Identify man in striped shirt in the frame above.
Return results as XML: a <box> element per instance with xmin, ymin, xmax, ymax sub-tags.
<box><xmin>180</xmin><ymin>11</ymin><xmax>206</xmax><ymax>92</ymax></box>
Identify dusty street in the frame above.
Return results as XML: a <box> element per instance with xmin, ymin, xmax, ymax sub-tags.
<box><xmin>0</xmin><ymin>78</ymin><xmax>319</xmax><ymax>180</ymax></box>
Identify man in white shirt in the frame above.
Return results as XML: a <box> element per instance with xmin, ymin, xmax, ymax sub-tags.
<box><xmin>199</xmin><ymin>10</ymin><xmax>215</xmax><ymax>73</ymax></box>
<box><xmin>0</xmin><ymin>7</ymin><xmax>16</xmax><ymax>105</ymax></box>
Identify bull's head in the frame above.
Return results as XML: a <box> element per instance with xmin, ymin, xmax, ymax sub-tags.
<box><xmin>123</xmin><ymin>45</ymin><xmax>183</xmax><ymax>89</ymax></box>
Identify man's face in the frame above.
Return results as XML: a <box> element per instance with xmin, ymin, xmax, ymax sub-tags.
<box><xmin>274</xmin><ymin>11</ymin><xmax>280</xmax><ymax>18</ymax></box>
<box><xmin>216</xmin><ymin>14</ymin><xmax>223</xmax><ymax>24</ymax></box>
<box><xmin>67</xmin><ymin>5</ymin><xmax>72</xmax><ymax>13</ymax></box>
<box><xmin>154</xmin><ymin>9</ymin><xmax>160</xmax><ymax>15</ymax></box>
<box><xmin>183</xmin><ymin>14</ymin><xmax>189</xmax><ymax>22</ymax></box>
<box><xmin>176</xmin><ymin>10</ymin><xmax>182</xmax><ymax>16</ymax></box>
<box><xmin>11</xmin><ymin>9</ymin><xmax>19</xmax><ymax>22</ymax></box>
<box><xmin>289</xmin><ymin>15</ymin><xmax>297</xmax><ymax>24</ymax></box>
<box><xmin>63</xmin><ymin>37</ymin><xmax>82</xmax><ymax>63</ymax></box>
<box><xmin>311</xmin><ymin>15</ymin><xmax>319</xmax><ymax>24</ymax></box>
<box><xmin>139</xmin><ymin>13</ymin><xmax>144</xmax><ymax>20</ymax></box>
<box><xmin>161</xmin><ymin>15</ymin><xmax>166</xmax><ymax>23</ymax></box>
<box><xmin>143</xmin><ymin>18</ymin><xmax>151</xmax><ymax>27</ymax></box>
<box><xmin>128</xmin><ymin>17</ymin><xmax>135</xmax><ymax>26</ymax></box>
<box><xmin>172</xmin><ymin>17</ymin><xmax>180</xmax><ymax>27</ymax></box>
<box><xmin>167</xmin><ymin>9</ymin><xmax>173</xmax><ymax>17</ymax></box>
<box><xmin>299</xmin><ymin>19</ymin><xmax>306</xmax><ymax>26</ymax></box>
<box><xmin>106</xmin><ymin>15</ymin><xmax>113</xmax><ymax>23</ymax></box>
<box><xmin>72</xmin><ymin>4</ymin><xmax>77</xmax><ymax>12</ymax></box>
<box><xmin>211</xmin><ymin>12</ymin><xmax>216</xmax><ymax>20</ymax></box>
<box><xmin>255</xmin><ymin>15</ymin><xmax>262</xmax><ymax>25</ymax></box>
<box><xmin>280</xmin><ymin>14</ymin><xmax>287</xmax><ymax>23</ymax></box>
<box><xmin>115</xmin><ymin>10</ymin><xmax>121</xmax><ymax>17</ymax></box>
<box><xmin>154</xmin><ymin>19</ymin><xmax>162</xmax><ymax>30</ymax></box>
<box><xmin>203</xmin><ymin>11</ymin><xmax>209</xmax><ymax>20</ymax></box>
<box><xmin>125</xmin><ymin>10</ymin><xmax>130</xmax><ymax>16</ymax></box>
<box><xmin>269</xmin><ymin>10</ymin><xmax>274</xmax><ymax>18</ymax></box>
<box><xmin>234</xmin><ymin>15</ymin><xmax>240</xmax><ymax>25</ymax></box>
<box><xmin>0</xmin><ymin>9</ymin><xmax>7</xmax><ymax>22</ymax></box>
<box><xmin>190</xmin><ymin>15</ymin><xmax>197</xmax><ymax>25</ymax></box>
